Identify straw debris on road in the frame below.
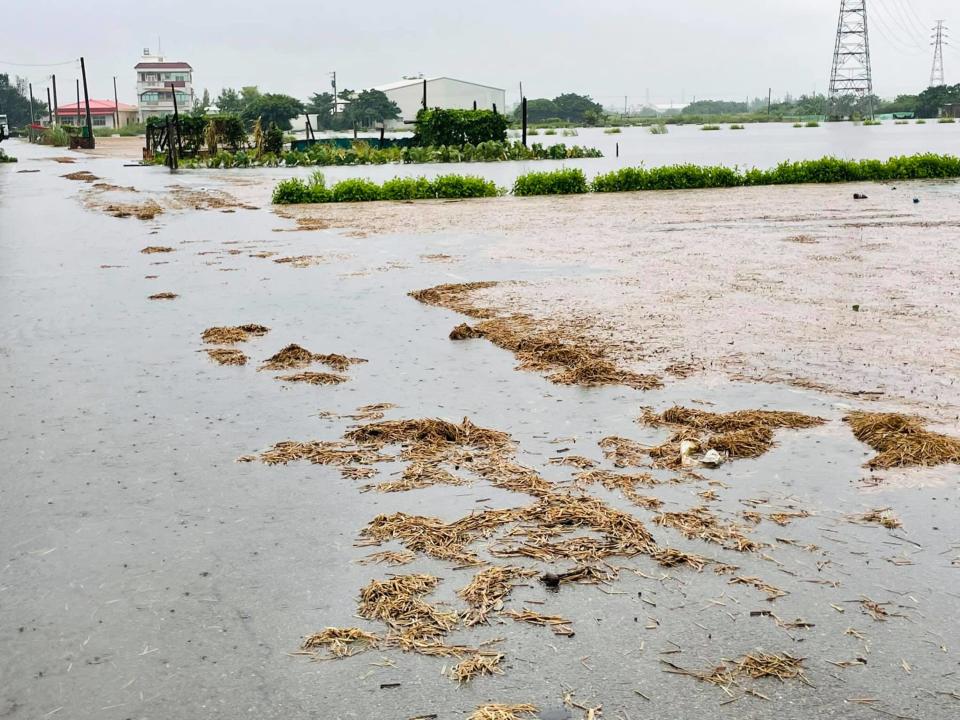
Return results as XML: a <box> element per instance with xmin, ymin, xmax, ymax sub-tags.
<box><xmin>845</xmin><ymin>411</ymin><xmax>960</xmax><ymax>468</ymax></box>
<box><xmin>205</xmin><ymin>348</ymin><xmax>248</xmax><ymax>366</ymax></box>
<box><xmin>300</xmin><ymin>627</ymin><xmax>380</xmax><ymax>658</ymax></box>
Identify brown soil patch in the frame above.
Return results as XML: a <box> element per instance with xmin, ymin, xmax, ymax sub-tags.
<box><xmin>845</xmin><ymin>411</ymin><xmax>960</xmax><ymax>468</ymax></box>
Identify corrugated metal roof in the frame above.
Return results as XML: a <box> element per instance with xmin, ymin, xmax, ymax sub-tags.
<box><xmin>56</xmin><ymin>100</ymin><xmax>138</xmax><ymax>115</ymax></box>
<box><xmin>373</xmin><ymin>76</ymin><xmax>504</xmax><ymax>93</ymax></box>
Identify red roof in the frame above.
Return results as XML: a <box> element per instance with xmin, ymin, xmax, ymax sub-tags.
<box><xmin>56</xmin><ymin>100</ymin><xmax>138</xmax><ymax>116</ymax></box>
<box><xmin>135</xmin><ymin>61</ymin><xmax>192</xmax><ymax>70</ymax></box>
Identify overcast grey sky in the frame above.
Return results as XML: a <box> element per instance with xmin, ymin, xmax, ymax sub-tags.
<box><xmin>4</xmin><ymin>0</ymin><xmax>958</xmax><ymax>107</ymax></box>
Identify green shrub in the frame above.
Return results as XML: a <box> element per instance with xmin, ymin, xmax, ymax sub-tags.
<box><xmin>528</xmin><ymin>128</ymin><xmax>540</xmax><ymax>136</ymax></box>
<box><xmin>330</xmin><ymin>178</ymin><xmax>383</xmax><ymax>202</ymax></box>
<box><xmin>431</xmin><ymin>174</ymin><xmax>499</xmax><ymax>198</ymax></box>
<box><xmin>264</xmin><ymin>123</ymin><xmax>284</xmax><ymax>155</ymax></box>
<box><xmin>916</xmin><ymin>119</ymin><xmax>927</xmax><ymax>124</ymax></box>
<box><xmin>272</xmin><ymin>178</ymin><xmax>313</xmax><ymax>204</ymax></box>
<box><xmin>415</xmin><ymin>108</ymin><xmax>508</xmax><ymax>146</ymax></box>
<box><xmin>938</xmin><ymin>117</ymin><xmax>956</xmax><ymax>124</ymax></box>
<box><xmin>649</xmin><ymin>123</ymin><xmax>668</xmax><ymax>135</ymax></box>
<box><xmin>793</xmin><ymin>123</ymin><xmax>803</xmax><ymax>128</ymax></box>
<box><xmin>513</xmin><ymin>168</ymin><xmax>588</xmax><ymax>196</ymax></box>
<box><xmin>561</xmin><ymin>128</ymin><xmax>579</xmax><ymax>137</ymax></box>
<box><xmin>380</xmin><ymin>176</ymin><xmax>434</xmax><ymax>200</ymax></box>
<box><xmin>863</xmin><ymin>119</ymin><xmax>882</xmax><ymax>126</ymax></box>
<box><xmin>729</xmin><ymin>124</ymin><xmax>745</xmax><ymax>130</ymax></box>
<box><xmin>805</xmin><ymin>121</ymin><xmax>820</xmax><ymax>128</ymax></box>
<box><xmin>0</xmin><ymin>148</ymin><xmax>17</xmax><ymax>163</ymax></box>
<box><xmin>894</xmin><ymin>120</ymin><xmax>909</xmax><ymax>125</ymax></box>
<box><xmin>543</xmin><ymin>128</ymin><xmax>557</xmax><ymax>135</ymax></box>
<box><xmin>604</xmin><ymin>127</ymin><xmax>622</xmax><ymax>134</ymax></box>
<box><xmin>701</xmin><ymin>124</ymin><xmax>721</xmax><ymax>131</ymax></box>
<box><xmin>41</xmin><ymin>124</ymin><xmax>70</xmax><ymax>147</ymax></box>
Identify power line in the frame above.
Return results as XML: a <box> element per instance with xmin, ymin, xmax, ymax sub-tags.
<box><xmin>871</xmin><ymin>0</ymin><xmax>927</xmax><ymax>54</ymax></box>
<box><xmin>0</xmin><ymin>58</ymin><xmax>78</xmax><ymax>68</ymax></box>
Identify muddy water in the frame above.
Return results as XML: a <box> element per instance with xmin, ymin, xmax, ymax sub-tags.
<box><xmin>1</xmin><ymin>141</ymin><xmax>959</xmax><ymax>720</ymax></box>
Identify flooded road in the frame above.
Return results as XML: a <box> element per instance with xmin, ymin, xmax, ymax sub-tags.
<box><xmin>1</xmin><ymin>139</ymin><xmax>959</xmax><ymax>720</ymax></box>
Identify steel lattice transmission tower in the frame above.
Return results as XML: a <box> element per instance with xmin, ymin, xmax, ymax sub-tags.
<box><xmin>829</xmin><ymin>1</ymin><xmax>873</xmax><ymax>104</ymax></box>
<box><xmin>930</xmin><ymin>21</ymin><xmax>947</xmax><ymax>87</ymax></box>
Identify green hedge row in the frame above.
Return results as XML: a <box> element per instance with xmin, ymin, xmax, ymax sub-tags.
<box><xmin>591</xmin><ymin>154</ymin><xmax>960</xmax><ymax>192</ymax></box>
<box><xmin>272</xmin><ymin>171</ymin><xmax>500</xmax><ymax>204</ymax></box>
<box><xmin>272</xmin><ymin>154</ymin><xmax>960</xmax><ymax>204</ymax></box>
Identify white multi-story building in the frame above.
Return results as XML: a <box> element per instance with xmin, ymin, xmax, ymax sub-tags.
<box><xmin>135</xmin><ymin>49</ymin><xmax>196</xmax><ymax>122</ymax></box>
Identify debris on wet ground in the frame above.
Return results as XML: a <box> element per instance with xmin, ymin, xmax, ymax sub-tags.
<box><xmin>641</xmin><ymin>405</ymin><xmax>825</xmax><ymax>468</ymax></box>
<box><xmin>140</xmin><ymin>246</ymin><xmax>174</xmax><ymax>254</ymax></box>
<box><xmin>357</xmin><ymin>550</ymin><xmax>416</xmax><ymax>566</ymax></box>
<box><xmin>259</xmin><ymin>344</ymin><xmax>366</xmax><ymax>371</ymax></box>
<box><xmin>317</xmin><ymin>403</ymin><xmax>398</xmax><ymax>422</ymax></box>
<box><xmin>62</xmin><ymin>170</ymin><xmax>100</xmax><ymax>182</ymax></box>
<box><xmin>449</xmin><ymin>653</ymin><xmax>505</xmax><ymax>683</ymax></box>
<box><xmin>277</xmin><ymin>371</ymin><xmax>348</xmax><ymax>386</ymax></box>
<box><xmin>662</xmin><ymin>651</ymin><xmax>810</xmax><ymax>693</ymax></box>
<box><xmin>408</xmin><ymin>281</ymin><xmax>501</xmax><ymax>318</ymax></box>
<box><xmin>420</xmin><ymin>253</ymin><xmax>459</xmax><ymax>263</ymax></box>
<box><xmin>845</xmin><ymin>411</ymin><xmax>960</xmax><ymax>468</ymax></box>
<box><xmin>102</xmin><ymin>200</ymin><xmax>163</xmax><ymax>220</ymax></box>
<box><xmin>299</xmin><ymin>627</ymin><xmax>380</xmax><ymax>658</ymax></box>
<box><xmin>502</xmin><ymin>608</ymin><xmax>575</xmax><ymax>636</ymax></box>
<box><xmin>201</xmin><ymin>325</ymin><xmax>270</xmax><ymax>344</ymax></box>
<box><xmin>456</xmin><ymin>315</ymin><xmax>661</xmax><ymax>391</ymax></box>
<box><xmin>467</xmin><ymin>704</ymin><xmax>539</xmax><ymax>720</ymax></box>
<box><xmin>847</xmin><ymin>507</ymin><xmax>903</xmax><ymax>529</ymax></box>
<box><xmin>204</xmin><ymin>348</ymin><xmax>248</xmax><ymax>366</ymax></box>
<box><xmin>148</xmin><ymin>292</ymin><xmax>178</xmax><ymax>300</ymax></box>
<box><xmin>364</xmin><ymin>462</ymin><xmax>468</xmax><ymax>493</ymax></box>
<box><xmin>273</xmin><ymin>255</ymin><xmax>329</xmax><ymax>268</ymax></box>
<box><xmin>459</xmin><ymin>566</ymin><xmax>540</xmax><ymax>626</ymax></box>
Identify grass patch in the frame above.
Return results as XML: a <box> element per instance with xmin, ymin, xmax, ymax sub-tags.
<box><xmin>649</xmin><ymin>123</ymin><xmax>668</xmax><ymax>135</ymax></box>
<box><xmin>729</xmin><ymin>124</ymin><xmax>745</xmax><ymax>130</ymax></box>
<box><xmin>543</xmin><ymin>128</ymin><xmax>557</xmax><ymax>136</ymax></box>
<box><xmin>0</xmin><ymin>148</ymin><xmax>17</xmax><ymax>163</ymax></box>
<box><xmin>604</xmin><ymin>127</ymin><xmax>622</xmax><ymax>134</ymax></box>
<box><xmin>805</xmin><ymin>121</ymin><xmax>820</xmax><ymax>128</ymax></box>
<box><xmin>513</xmin><ymin>168</ymin><xmax>588</xmax><ymax>196</ymax></box>
<box><xmin>701</xmin><ymin>124</ymin><xmax>721</xmax><ymax>131</ymax></box>
<box><xmin>863</xmin><ymin>119</ymin><xmax>882</xmax><ymax>126</ymax></box>
<box><xmin>938</xmin><ymin>117</ymin><xmax>956</xmax><ymax>124</ymax></box>
<box><xmin>916</xmin><ymin>119</ymin><xmax>927</xmax><ymax>124</ymax></box>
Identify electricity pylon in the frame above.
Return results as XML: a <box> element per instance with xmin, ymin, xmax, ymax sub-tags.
<box><xmin>930</xmin><ymin>21</ymin><xmax>946</xmax><ymax>87</ymax></box>
<box><xmin>829</xmin><ymin>0</ymin><xmax>874</xmax><ymax>116</ymax></box>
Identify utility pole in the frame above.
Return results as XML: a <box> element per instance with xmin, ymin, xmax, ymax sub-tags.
<box><xmin>46</xmin><ymin>87</ymin><xmax>53</xmax><ymax>124</ymax></box>
<box><xmin>52</xmin><ymin>74</ymin><xmax>58</xmax><ymax>121</ymax></box>
<box><xmin>28</xmin><ymin>83</ymin><xmax>35</xmax><ymax>124</ymax></box>
<box><xmin>930</xmin><ymin>21</ymin><xmax>947</xmax><ymax>88</ymax></box>
<box><xmin>75</xmin><ymin>78</ymin><xmax>81</xmax><ymax>126</ymax></box>
<box><xmin>113</xmin><ymin>76</ymin><xmax>120</xmax><ymax>128</ymax></box>
<box><xmin>80</xmin><ymin>57</ymin><xmax>94</xmax><ymax>147</ymax></box>
<box><xmin>330</xmin><ymin>71</ymin><xmax>337</xmax><ymax>116</ymax></box>
<box><xmin>767</xmin><ymin>87</ymin><xmax>772</xmax><ymax>117</ymax></box>
<box><xmin>829</xmin><ymin>0</ymin><xmax>873</xmax><ymax>119</ymax></box>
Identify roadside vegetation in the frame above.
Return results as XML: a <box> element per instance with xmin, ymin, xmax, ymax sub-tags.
<box><xmin>513</xmin><ymin>168</ymin><xmax>588</xmax><ymax>196</ymax></box>
<box><xmin>0</xmin><ymin>148</ymin><xmax>17</xmax><ymax>162</ymax></box>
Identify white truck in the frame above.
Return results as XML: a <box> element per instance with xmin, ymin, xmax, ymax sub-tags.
<box><xmin>0</xmin><ymin>114</ymin><xmax>8</xmax><ymax>143</ymax></box>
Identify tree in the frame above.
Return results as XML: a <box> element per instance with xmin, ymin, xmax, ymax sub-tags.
<box><xmin>916</xmin><ymin>84</ymin><xmax>960</xmax><ymax>118</ymax></box>
<box><xmin>306</xmin><ymin>91</ymin><xmax>336</xmax><ymax>129</ymax></box>
<box><xmin>215</xmin><ymin>88</ymin><xmax>242</xmax><ymax>114</ymax></box>
<box><xmin>198</xmin><ymin>88</ymin><xmax>211</xmax><ymax>112</ymax></box>
<box><xmin>0</xmin><ymin>74</ymin><xmax>47</xmax><ymax>127</ymax></box>
<box><xmin>681</xmin><ymin>100</ymin><xmax>749</xmax><ymax>115</ymax></box>
<box><xmin>241</xmin><ymin>93</ymin><xmax>304</xmax><ymax>130</ymax></box>
<box><xmin>344</xmin><ymin>89</ymin><xmax>401</xmax><ymax>128</ymax></box>
<box><xmin>516</xmin><ymin>98</ymin><xmax>559</xmax><ymax>123</ymax></box>
<box><xmin>552</xmin><ymin>93</ymin><xmax>604</xmax><ymax>123</ymax></box>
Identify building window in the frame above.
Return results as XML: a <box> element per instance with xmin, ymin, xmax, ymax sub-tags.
<box><xmin>92</xmin><ymin>116</ymin><xmax>107</xmax><ymax>126</ymax></box>
<box><xmin>141</xmin><ymin>92</ymin><xmax>160</xmax><ymax>104</ymax></box>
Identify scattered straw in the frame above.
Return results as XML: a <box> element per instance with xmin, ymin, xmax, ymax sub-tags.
<box><xmin>845</xmin><ymin>411</ymin><xmax>960</xmax><ymax>468</ymax></box>
<box><xmin>654</xmin><ymin>506</ymin><xmax>761</xmax><ymax>552</ymax></box>
<box><xmin>450</xmin><ymin>653</ymin><xmax>505</xmax><ymax>683</ymax></box>
<box><xmin>357</xmin><ymin>574</ymin><xmax>458</xmax><ymax>642</ymax></box>
<box><xmin>848</xmin><ymin>508</ymin><xmax>902</xmax><ymax>530</ymax></box>
<box><xmin>367</xmin><ymin>461</ymin><xmax>468</xmax><ymax>493</ymax></box>
<box><xmin>201</xmin><ymin>324</ymin><xmax>269</xmax><ymax>344</ymax></box>
<box><xmin>357</xmin><ymin>551</ymin><xmax>416</xmax><ymax>566</ymax></box>
<box><xmin>502</xmin><ymin>608</ymin><xmax>575</xmax><ymax>636</ymax></box>
<box><xmin>62</xmin><ymin>171</ymin><xmax>100</xmax><ymax>182</ymax></box>
<box><xmin>300</xmin><ymin>627</ymin><xmax>379</xmax><ymax>658</ymax></box>
<box><xmin>450</xmin><ymin>323</ymin><xmax>485</xmax><ymax>340</ymax></box>
<box><xmin>664</xmin><ymin>651</ymin><xmax>809</xmax><ymax>691</ymax></box>
<box><xmin>148</xmin><ymin>292</ymin><xmax>178</xmax><ymax>300</ymax></box>
<box><xmin>140</xmin><ymin>246</ymin><xmax>174</xmax><ymax>254</ymax></box>
<box><xmin>205</xmin><ymin>348</ymin><xmax>247</xmax><ymax>366</ymax></box>
<box><xmin>408</xmin><ymin>281</ymin><xmax>500</xmax><ymax>318</ymax></box>
<box><xmin>278</xmin><ymin>371</ymin><xmax>348</xmax><ymax>386</ymax></box>
<box><xmin>459</xmin><ymin>566</ymin><xmax>539</xmax><ymax>626</ymax></box>
<box><xmin>467</xmin><ymin>705</ymin><xmax>539</xmax><ymax>720</ymax></box>
<box><xmin>729</xmin><ymin>576</ymin><xmax>787</xmax><ymax>601</ymax></box>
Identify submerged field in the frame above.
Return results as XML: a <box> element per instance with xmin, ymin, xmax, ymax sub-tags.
<box><xmin>1</xmin><ymin>138</ymin><xmax>959</xmax><ymax>720</ymax></box>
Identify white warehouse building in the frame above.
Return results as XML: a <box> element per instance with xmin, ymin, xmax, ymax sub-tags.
<box><xmin>373</xmin><ymin>76</ymin><xmax>506</xmax><ymax>127</ymax></box>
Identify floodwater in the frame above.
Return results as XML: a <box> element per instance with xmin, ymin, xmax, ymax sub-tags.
<box><xmin>1</xmin><ymin>139</ymin><xmax>959</xmax><ymax>720</ymax></box>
